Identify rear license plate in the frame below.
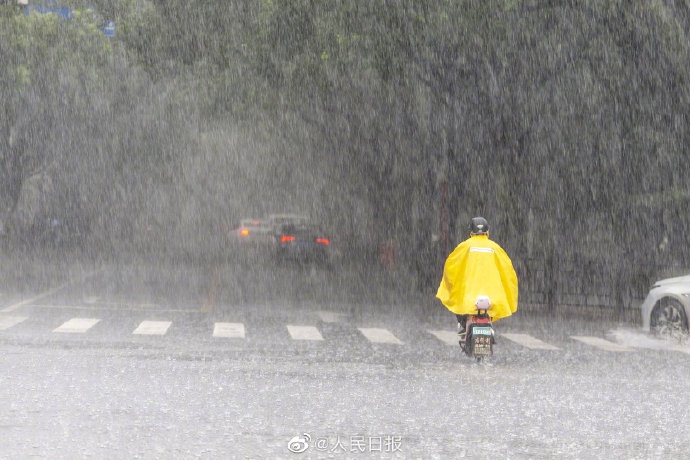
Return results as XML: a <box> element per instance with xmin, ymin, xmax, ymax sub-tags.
<box><xmin>473</xmin><ymin>338</ymin><xmax>492</xmax><ymax>355</ymax></box>
<box><xmin>473</xmin><ymin>327</ymin><xmax>492</xmax><ymax>336</ymax></box>
<box><xmin>472</xmin><ymin>329</ymin><xmax>493</xmax><ymax>355</ymax></box>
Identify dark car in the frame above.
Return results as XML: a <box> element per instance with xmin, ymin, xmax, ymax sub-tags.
<box><xmin>275</xmin><ymin>223</ymin><xmax>331</xmax><ymax>269</ymax></box>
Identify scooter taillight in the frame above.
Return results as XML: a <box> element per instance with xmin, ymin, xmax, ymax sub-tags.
<box><xmin>475</xmin><ymin>308</ymin><xmax>491</xmax><ymax>320</ymax></box>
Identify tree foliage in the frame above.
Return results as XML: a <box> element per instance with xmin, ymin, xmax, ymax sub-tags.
<box><xmin>2</xmin><ymin>0</ymin><xmax>690</xmax><ymax>301</ymax></box>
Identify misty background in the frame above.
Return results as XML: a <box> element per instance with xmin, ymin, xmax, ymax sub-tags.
<box><xmin>1</xmin><ymin>1</ymin><xmax>689</xmax><ymax>317</ymax></box>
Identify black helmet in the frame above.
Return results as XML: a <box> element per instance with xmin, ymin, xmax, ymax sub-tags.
<box><xmin>470</xmin><ymin>217</ymin><xmax>489</xmax><ymax>235</ymax></box>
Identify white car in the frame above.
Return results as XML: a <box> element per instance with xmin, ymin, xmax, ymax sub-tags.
<box><xmin>640</xmin><ymin>275</ymin><xmax>690</xmax><ymax>337</ymax></box>
<box><xmin>228</xmin><ymin>218</ymin><xmax>273</xmax><ymax>264</ymax></box>
<box><xmin>266</xmin><ymin>214</ymin><xmax>310</xmax><ymax>234</ymax></box>
<box><xmin>234</xmin><ymin>219</ymin><xmax>271</xmax><ymax>240</ymax></box>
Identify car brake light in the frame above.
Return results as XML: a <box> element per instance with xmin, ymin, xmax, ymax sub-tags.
<box><xmin>239</xmin><ymin>228</ymin><xmax>250</xmax><ymax>237</ymax></box>
<box><xmin>281</xmin><ymin>235</ymin><xmax>295</xmax><ymax>243</ymax></box>
<box><xmin>316</xmin><ymin>238</ymin><xmax>329</xmax><ymax>245</ymax></box>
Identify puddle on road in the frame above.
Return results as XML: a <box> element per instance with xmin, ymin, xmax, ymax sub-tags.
<box><xmin>608</xmin><ymin>327</ymin><xmax>690</xmax><ymax>355</ymax></box>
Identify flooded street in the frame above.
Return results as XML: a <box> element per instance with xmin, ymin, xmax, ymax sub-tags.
<box><xmin>3</xmin><ymin>2</ymin><xmax>690</xmax><ymax>457</ymax></box>
<box><xmin>1</xmin><ymin>260</ymin><xmax>688</xmax><ymax>458</ymax></box>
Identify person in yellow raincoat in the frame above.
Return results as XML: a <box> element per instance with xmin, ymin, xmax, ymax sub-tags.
<box><xmin>436</xmin><ymin>217</ymin><xmax>518</xmax><ymax>337</ymax></box>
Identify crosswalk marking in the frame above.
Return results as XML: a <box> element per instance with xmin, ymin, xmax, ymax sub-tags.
<box><xmin>571</xmin><ymin>336</ymin><xmax>633</xmax><ymax>352</ymax></box>
<box><xmin>133</xmin><ymin>321</ymin><xmax>171</xmax><ymax>336</ymax></box>
<box><xmin>1</xmin><ymin>312</ymin><xmax>685</xmax><ymax>355</ymax></box>
<box><xmin>53</xmin><ymin>318</ymin><xmax>101</xmax><ymax>333</ymax></box>
<box><xmin>428</xmin><ymin>330</ymin><xmax>460</xmax><ymax>346</ymax></box>
<box><xmin>358</xmin><ymin>327</ymin><xmax>403</xmax><ymax>345</ymax></box>
<box><xmin>213</xmin><ymin>322</ymin><xmax>245</xmax><ymax>338</ymax></box>
<box><xmin>287</xmin><ymin>325</ymin><xmax>324</xmax><ymax>341</ymax></box>
<box><xmin>0</xmin><ymin>315</ymin><xmax>28</xmax><ymax>330</ymax></box>
<box><xmin>502</xmin><ymin>333</ymin><xmax>561</xmax><ymax>350</ymax></box>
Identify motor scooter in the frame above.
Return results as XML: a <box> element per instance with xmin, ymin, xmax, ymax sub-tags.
<box><xmin>459</xmin><ymin>296</ymin><xmax>495</xmax><ymax>363</ymax></box>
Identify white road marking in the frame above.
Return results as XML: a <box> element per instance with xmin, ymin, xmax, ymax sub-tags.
<box><xmin>83</xmin><ymin>296</ymin><xmax>100</xmax><ymax>304</ymax></box>
<box><xmin>1</xmin><ymin>270</ymin><xmax>101</xmax><ymax>313</ymax></box>
<box><xmin>358</xmin><ymin>327</ymin><xmax>403</xmax><ymax>345</ymax></box>
<box><xmin>0</xmin><ymin>316</ymin><xmax>28</xmax><ymax>330</ymax></box>
<box><xmin>213</xmin><ymin>322</ymin><xmax>245</xmax><ymax>338</ymax></box>
<box><xmin>502</xmin><ymin>333</ymin><xmax>561</xmax><ymax>350</ymax></box>
<box><xmin>287</xmin><ymin>325</ymin><xmax>324</xmax><ymax>341</ymax></box>
<box><xmin>571</xmin><ymin>336</ymin><xmax>633</xmax><ymax>352</ymax></box>
<box><xmin>29</xmin><ymin>303</ymin><xmax>188</xmax><ymax>313</ymax></box>
<box><xmin>315</xmin><ymin>311</ymin><xmax>348</xmax><ymax>323</ymax></box>
<box><xmin>133</xmin><ymin>321</ymin><xmax>172</xmax><ymax>336</ymax></box>
<box><xmin>53</xmin><ymin>318</ymin><xmax>101</xmax><ymax>333</ymax></box>
<box><xmin>428</xmin><ymin>330</ymin><xmax>460</xmax><ymax>346</ymax></box>
<box><xmin>2</xmin><ymin>282</ymin><xmax>71</xmax><ymax>313</ymax></box>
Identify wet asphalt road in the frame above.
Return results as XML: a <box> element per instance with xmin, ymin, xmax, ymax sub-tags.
<box><xmin>1</xmin><ymin>259</ymin><xmax>689</xmax><ymax>458</ymax></box>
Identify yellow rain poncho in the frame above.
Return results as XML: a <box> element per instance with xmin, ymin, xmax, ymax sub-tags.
<box><xmin>436</xmin><ymin>235</ymin><xmax>518</xmax><ymax>321</ymax></box>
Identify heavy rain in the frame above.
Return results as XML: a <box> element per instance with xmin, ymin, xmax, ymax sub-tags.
<box><xmin>1</xmin><ymin>1</ymin><xmax>689</xmax><ymax>458</ymax></box>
